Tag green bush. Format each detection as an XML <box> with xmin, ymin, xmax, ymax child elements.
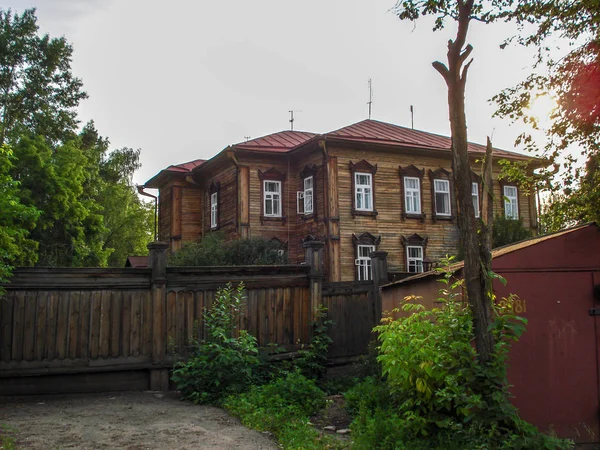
<box><xmin>225</xmin><ymin>372</ymin><xmax>347</xmax><ymax>450</ymax></box>
<box><xmin>348</xmin><ymin>265</ymin><xmax>573</xmax><ymax>450</ymax></box>
<box><xmin>493</xmin><ymin>215</ymin><xmax>533</xmax><ymax>248</ymax></box>
<box><xmin>168</xmin><ymin>232</ymin><xmax>288</xmax><ymax>266</ymax></box>
<box><xmin>171</xmin><ymin>283</ymin><xmax>261</xmax><ymax>405</ymax></box>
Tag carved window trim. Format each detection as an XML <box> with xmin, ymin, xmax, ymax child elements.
<box><xmin>399</xmin><ymin>165</ymin><xmax>425</xmax><ymax>221</ymax></box>
<box><xmin>300</xmin><ymin>164</ymin><xmax>317</xmax><ymax>219</ymax></box>
<box><xmin>208</xmin><ymin>181</ymin><xmax>220</xmax><ymax>230</ymax></box>
<box><xmin>401</xmin><ymin>234</ymin><xmax>429</xmax><ymax>273</ymax></box>
<box><xmin>258</xmin><ymin>168</ymin><xmax>286</xmax><ymax>224</ymax></box>
<box><xmin>350</xmin><ymin>160</ymin><xmax>378</xmax><ymax>218</ymax></box>
<box><xmin>429</xmin><ymin>168</ymin><xmax>454</xmax><ymax>221</ymax></box>
<box><xmin>352</xmin><ymin>232</ymin><xmax>381</xmax><ymax>281</ymax></box>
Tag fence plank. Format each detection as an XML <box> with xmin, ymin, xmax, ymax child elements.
<box><xmin>22</xmin><ymin>291</ymin><xmax>37</xmax><ymax>362</ymax></box>
<box><xmin>1</xmin><ymin>295</ymin><xmax>15</xmax><ymax>362</ymax></box>
<box><xmin>67</xmin><ymin>292</ymin><xmax>81</xmax><ymax>359</ymax></box>
<box><xmin>121</xmin><ymin>292</ymin><xmax>132</xmax><ymax>358</ymax></box>
<box><xmin>141</xmin><ymin>292</ymin><xmax>152</xmax><ymax>356</ymax></box>
<box><xmin>99</xmin><ymin>290</ymin><xmax>111</xmax><ymax>359</ymax></box>
<box><xmin>11</xmin><ymin>291</ymin><xmax>25</xmax><ymax>362</ymax></box>
<box><xmin>130</xmin><ymin>292</ymin><xmax>141</xmax><ymax>357</ymax></box>
<box><xmin>78</xmin><ymin>292</ymin><xmax>90</xmax><ymax>360</ymax></box>
<box><xmin>89</xmin><ymin>291</ymin><xmax>102</xmax><ymax>360</ymax></box>
<box><xmin>110</xmin><ymin>292</ymin><xmax>122</xmax><ymax>358</ymax></box>
<box><xmin>34</xmin><ymin>292</ymin><xmax>47</xmax><ymax>361</ymax></box>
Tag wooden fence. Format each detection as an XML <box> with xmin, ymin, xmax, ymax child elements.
<box><xmin>0</xmin><ymin>241</ymin><xmax>388</xmax><ymax>394</ymax></box>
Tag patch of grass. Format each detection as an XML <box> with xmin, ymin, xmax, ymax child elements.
<box><xmin>0</xmin><ymin>424</ymin><xmax>18</xmax><ymax>450</ymax></box>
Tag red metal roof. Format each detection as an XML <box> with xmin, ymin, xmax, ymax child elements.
<box><xmin>164</xmin><ymin>158</ymin><xmax>206</xmax><ymax>173</ymax></box>
<box><xmin>234</xmin><ymin>130</ymin><xmax>317</xmax><ymax>153</ymax></box>
<box><xmin>325</xmin><ymin>119</ymin><xmax>527</xmax><ymax>159</ymax></box>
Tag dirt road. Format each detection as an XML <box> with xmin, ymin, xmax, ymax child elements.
<box><xmin>0</xmin><ymin>391</ymin><xmax>278</xmax><ymax>449</ymax></box>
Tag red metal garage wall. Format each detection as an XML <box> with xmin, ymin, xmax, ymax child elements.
<box><xmin>492</xmin><ymin>225</ymin><xmax>600</xmax><ymax>444</ymax></box>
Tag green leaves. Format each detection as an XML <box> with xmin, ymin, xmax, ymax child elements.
<box><xmin>172</xmin><ymin>283</ymin><xmax>262</xmax><ymax>405</ymax></box>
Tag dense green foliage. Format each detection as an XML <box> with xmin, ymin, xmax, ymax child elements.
<box><xmin>346</xmin><ymin>269</ymin><xmax>572</xmax><ymax>449</ymax></box>
<box><xmin>168</xmin><ymin>233</ymin><xmax>288</xmax><ymax>266</ymax></box>
<box><xmin>0</xmin><ymin>145</ymin><xmax>39</xmax><ymax>289</ymax></box>
<box><xmin>0</xmin><ymin>8</ymin><xmax>86</xmax><ymax>146</ymax></box>
<box><xmin>0</xmin><ymin>8</ymin><xmax>152</xmax><ymax>269</ymax></box>
<box><xmin>172</xmin><ymin>283</ymin><xmax>262</xmax><ymax>404</ymax></box>
<box><xmin>224</xmin><ymin>372</ymin><xmax>347</xmax><ymax>450</ymax></box>
<box><xmin>492</xmin><ymin>215</ymin><xmax>533</xmax><ymax>248</ymax></box>
<box><xmin>539</xmin><ymin>152</ymin><xmax>600</xmax><ymax>232</ymax></box>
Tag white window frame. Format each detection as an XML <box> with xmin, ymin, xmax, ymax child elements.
<box><xmin>433</xmin><ymin>179</ymin><xmax>451</xmax><ymax>216</ymax></box>
<box><xmin>303</xmin><ymin>176</ymin><xmax>313</xmax><ymax>215</ymax></box>
<box><xmin>355</xmin><ymin>244</ymin><xmax>375</xmax><ymax>281</ymax></box>
<box><xmin>404</xmin><ymin>176</ymin><xmax>421</xmax><ymax>214</ymax></box>
<box><xmin>472</xmin><ymin>183</ymin><xmax>480</xmax><ymax>218</ymax></box>
<box><xmin>263</xmin><ymin>180</ymin><xmax>282</xmax><ymax>217</ymax></box>
<box><xmin>504</xmin><ymin>185</ymin><xmax>519</xmax><ymax>220</ymax></box>
<box><xmin>210</xmin><ymin>191</ymin><xmax>218</xmax><ymax>229</ymax></box>
<box><xmin>354</xmin><ymin>172</ymin><xmax>373</xmax><ymax>211</ymax></box>
<box><xmin>407</xmin><ymin>246</ymin><xmax>424</xmax><ymax>273</ymax></box>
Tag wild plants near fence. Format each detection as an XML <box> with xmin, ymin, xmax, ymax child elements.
<box><xmin>172</xmin><ymin>283</ymin><xmax>262</xmax><ymax>405</ymax></box>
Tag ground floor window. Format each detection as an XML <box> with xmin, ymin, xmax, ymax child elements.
<box><xmin>356</xmin><ymin>244</ymin><xmax>375</xmax><ymax>281</ymax></box>
<box><xmin>407</xmin><ymin>245</ymin><xmax>424</xmax><ymax>273</ymax></box>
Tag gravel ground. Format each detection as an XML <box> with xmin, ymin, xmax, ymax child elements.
<box><xmin>0</xmin><ymin>391</ymin><xmax>278</xmax><ymax>450</ymax></box>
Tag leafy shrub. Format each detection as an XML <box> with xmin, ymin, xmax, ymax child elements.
<box><xmin>349</xmin><ymin>265</ymin><xmax>573</xmax><ymax>449</ymax></box>
<box><xmin>168</xmin><ymin>232</ymin><xmax>287</xmax><ymax>266</ymax></box>
<box><xmin>288</xmin><ymin>305</ymin><xmax>333</xmax><ymax>381</ymax></box>
<box><xmin>225</xmin><ymin>372</ymin><xmax>347</xmax><ymax>450</ymax></box>
<box><xmin>171</xmin><ymin>283</ymin><xmax>261</xmax><ymax>405</ymax></box>
<box><xmin>493</xmin><ymin>215</ymin><xmax>533</xmax><ymax>248</ymax></box>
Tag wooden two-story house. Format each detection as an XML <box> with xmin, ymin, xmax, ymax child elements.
<box><xmin>143</xmin><ymin>119</ymin><xmax>538</xmax><ymax>282</ymax></box>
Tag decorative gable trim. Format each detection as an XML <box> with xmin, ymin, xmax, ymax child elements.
<box><xmin>352</xmin><ymin>232</ymin><xmax>381</xmax><ymax>246</ymax></box>
<box><xmin>300</xmin><ymin>164</ymin><xmax>317</xmax><ymax>179</ymax></box>
<box><xmin>349</xmin><ymin>159</ymin><xmax>378</xmax><ymax>175</ymax></box>
<box><xmin>258</xmin><ymin>167</ymin><xmax>287</xmax><ymax>181</ymax></box>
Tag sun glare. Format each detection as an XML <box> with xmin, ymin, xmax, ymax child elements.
<box><xmin>525</xmin><ymin>93</ymin><xmax>557</xmax><ymax>129</ymax></box>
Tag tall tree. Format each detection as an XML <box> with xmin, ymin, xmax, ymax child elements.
<box><xmin>0</xmin><ymin>8</ymin><xmax>86</xmax><ymax>146</ymax></box>
<box><xmin>0</xmin><ymin>144</ymin><xmax>39</xmax><ymax>290</ymax></box>
<box><xmin>394</xmin><ymin>0</ymin><xmax>496</xmax><ymax>364</ymax></box>
<box><xmin>492</xmin><ymin>1</ymin><xmax>600</xmax><ymax>226</ymax></box>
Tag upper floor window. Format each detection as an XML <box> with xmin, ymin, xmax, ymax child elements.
<box><xmin>404</xmin><ymin>177</ymin><xmax>421</xmax><ymax>214</ymax></box>
<box><xmin>355</xmin><ymin>173</ymin><xmax>373</xmax><ymax>211</ymax></box>
<box><xmin>407</xmin><ymin>246</ymin><xmax>424</xmax><ymax>273</ymax></box>
<box><xmin>303</xmin><ymin>176</ymin><xmax>313</xmax><ymax>214</ymax></box>
<box><xmin>503</xmin><ymin>185</ymin><xmax>519</xmax><ymax>219</ymax></box>
<box><xmin>433</xmin><ymin>179</ymin><xmax>451</xmax><ymax>216</ymax></box>
<box><xmin>264</xmin><ymin>180</ymin><xmax>282</xmax><ymax>217</ymax></box>
<box><xmin>472</xmin><ymin>182</ymin><xmax>480</xmax><ymax>218</ymax></box>
<box><xmin>399</xmin><ymin>165</ymin><xmax>425</xmax><ymax>220</ymax></box>
<box><xmin>210</xmin><ymin>192</ymin><xmax>218</xmax><ymax>229</ymax></box>
<box><xmin>350</xmin><ymin>160</ymin><xmax>378</xmax><ymax>217</ymax></box>
<box><xmin>258</xmin><ymin>167</ymin><xmax>286</xmax><ymax>223</ymax></box>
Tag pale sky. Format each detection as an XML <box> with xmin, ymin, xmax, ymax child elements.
<box><xmin>8</xmin><ymin>0</ymin><xmax>543</xmax><ymax>186</ymax></box>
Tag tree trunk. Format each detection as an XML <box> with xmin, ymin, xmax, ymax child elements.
<box><xmin>433</xmin><ymin>0</ymin><xmax>495</xmax><ymax>365</ymax></box>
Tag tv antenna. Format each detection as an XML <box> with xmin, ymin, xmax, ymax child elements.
<box><xmin>367</xmin><ymin>78</ymin><xmax>373</xmax><ymax>119</ymax></box>
<box><xmin>289</xmin><ymin>110</ymin><xmax>302</xmax><ymax>131</ymax></box>
<box><xmin>244</xmin><ymin>136</ymin><xmax>251</xmax><ymax>142</ymax></box>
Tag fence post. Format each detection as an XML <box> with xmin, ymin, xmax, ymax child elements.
<box><xmin>303</xmin><ymin>240</ymin><xmax>325</xmax><ymax>323</ymax></box>
<box><xmin>370</xmin><ymin>251</ymin><xmax>388</xmax><ymax>323</ymax></box>
<box><xmin>147</xmin><ymin>241</ymin><xmax>169</xmax><ymax>391</ymax></box>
